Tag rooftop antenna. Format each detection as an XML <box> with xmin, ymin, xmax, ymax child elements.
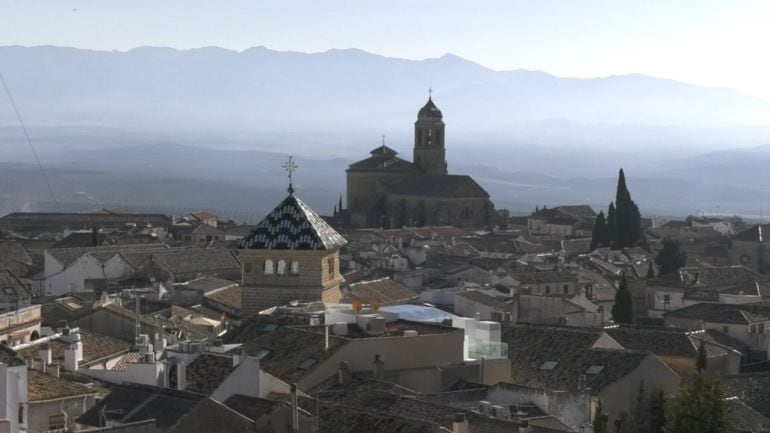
<box><xmin>283</xmin><ymin>156</ymin><xmax>298</xmax><ymax>195</ymax></box>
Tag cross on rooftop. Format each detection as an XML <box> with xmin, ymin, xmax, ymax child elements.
<box><xmin>283</xmin><ymin>156</ymin><xmax>298</xmax><ymax>195</ymax></box>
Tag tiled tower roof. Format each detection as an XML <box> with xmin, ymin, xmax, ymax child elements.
<box><xmin>240</xmin><ymin>194</ymin><xmax>347</xmax><ymax>251</ymax></box>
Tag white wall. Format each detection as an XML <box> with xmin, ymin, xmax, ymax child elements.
<box><xmin>0</xmin><ymin>364</ymin><xmax>28</xmax><ymax>432</ymax></box>
<box><xmin>44</xmin><ymin>253</ymin><xmax>135</xmax><ymax>295</ymax></box>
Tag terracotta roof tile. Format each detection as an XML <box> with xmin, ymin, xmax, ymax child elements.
<box><xmin>27</xmin><ymin>369</ymin><xmax>96</xmax><ymax>401</ymax></box>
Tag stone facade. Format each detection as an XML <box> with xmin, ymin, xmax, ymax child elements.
<box><xmin>346</xmin><ymin>97</ymin><xmax>494</xmax><ymax>229</ymax></box>
<box><xmin>240</xmin><ymin>249</ymin><xmax>342</xmax><ymax>316</ymax></box>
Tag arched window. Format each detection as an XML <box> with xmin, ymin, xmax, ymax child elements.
<box><xmin>327</xmin><ymin>257</ymin><xmax>334</xmax><ymax>276</ymax></box>
<box><xmin>290</xmin><ymin>261</ymin><xmax>300</xmax><ymax>275</ymax></box>
<box><xmin>31</xmin><ymin>330</ymin><xmax>40</xmax><ymax>341</ymax></box>
<box><xmin>277</xmin><ymin>260</ymin><xmax>287</xmax><ymax>275</ymax></box>
<box><xmin>264</xmin><ymin>260</ymin><xmax>274</xmax><ymax>275</ymax></box>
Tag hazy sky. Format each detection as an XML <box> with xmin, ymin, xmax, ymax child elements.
<box><xmin>4</xmin><ymin>0</ymin><xmax>770</xmax><ymax>100</ymax></box>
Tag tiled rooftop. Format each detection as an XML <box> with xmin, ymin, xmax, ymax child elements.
<box><xmin>27</xmin><ymin>369</ymin><xmax>96</xmax><ymax>401</ymax></box>
<box><xmin>344</xmin><ymin>278</ymin><xmax>418</xmax><ymax>304</ymax></box>
<box><xmin>205</xmin><ymin>285</ymin><xmax>242</xmax><ymax>310</ymax></box>
<box><xmin>185</xmin><ymin>353</ymin><xmax>234</xmax><ymax>395</ymax></box>
<box><xmin>16</xmin><ymin>330</ymin><xmax>130</xmax><ymax>366</ymax></box>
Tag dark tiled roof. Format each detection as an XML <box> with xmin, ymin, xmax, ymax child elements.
<box><xmin>27</xmin><ymin>369</ymin><xmax>96</xmax><ymax>401</ymax></box>
<box><xmin>733</xmin><ymin>224</ymin><xmax>770</xmax><ymax>242</ymax></box>
<box><xmin>50</xmin><ymin>232</ymin><xmax>107</xmax><ymax>249</ymax></box>
<box><xmin>178</xmin><ymin>276</ymin><xmax>237</xmax><ymax>293</ymax></box>
<box><xmin>344</xmin><ymin>278</ymin><xmax>417</xmax><ymax>304</ymax></box>
<box><xmin>205</xmin><ymin>285</ymin><xmax>242</xmax><ymax>310</ymax></box>
<box><xmin>317</xmin><ymin>400</ymin><xmax>442</xmax><ymax>433</ymax></box>
<box><xmin>223</xmin><ymin>394</ymin><xmax>281</xmax><ymax>422</ymax></box>
<box><xmin>604</xmin><ymin>327</ymin><xmax>697</xmax><ymax>358</ymax></box>
<box><xmin>16</xmin><ymin>330</ymin><xmax>130</xmax><ymax>365</ymax></box>
<box><xmin>723</xmin><ymin>373</ymin><xmax>770</xmax><ymax>419</ymax></box>
<box><xmin>223</xmin><ymin>314</ymin><xmax>310</xmax><ymax>344</ymax></box>
<box><xmin>726</xmin><ymin>397</ymin><xmax>770</xmax><ymax>433</ymax></box>
<box><xmin>0</xmin><ymin>345</ymin><xmax>26</xmax><ymax>366</ymax></box>
<box><xmin>388</xmin><ymin>175</ymin><xmax>489</xmax><ymax>198</ymax></box>
<box><xmin>0</xmin><ymin>269</ymin><xmax>32</xmax><ymax>302</ymax></box>
<box><xmin>240</xmin><ymin>194</ymin><xmax>347</xmax><ymax>251</ymax></box>
<box><xmin>149</xmin><ymin>248</ymin><xmax>241</xmax><ymax>275</ymax></box>
<box><xmin>700</xmin><ymin>328</ymin><xmax>751</xmax><ymax>352</ymax></box>
<box><xmin>242</xmin><ymin>327</ymin><xmax>348</xmax><ymax>384</ymax></box>
<box><xmin>0</xmin><ymin>240</ymin><xmax>32</xmax><ymax>276</ymax></box>
<box><xmin>455</xmin><ymin>290</ymin><xmax>516</xmax><ymax>311</ymax></box>
<box><xmin>348</xmin><ymin>153</ymin><xmax>416</xmax><ymax>172</ymax></box>
<box><xmin>293</xmin><ymin>320</ymin><xmax>459</xmax><ymax>340</ymax></box>
<box><xmin>77</xmin><ymin>383</ymin><xmax>205</xmax><ymax>429</ymax></box>
<box><xmin>663</xmin><ymin>302</ymin><xmax>770</xmax><ymax>324</ymax></box>
<box><xmin>169</xmin><ymin>398</ymin><xmax>254</xmax><ymax>433</ymax></box>
<box><xmin>185</xmin><ymin>354</ymin><xmax>234</xmax><ymax>395</ymax></box>
<box><xmin>512</xmin><ymin>271</ymin><xmax>578</xmax><ymax>284</ymax></box>
<box><xmin>554</xmin><ymin>205</ymin><xmax>597</xmax><ymax>219</ymax></box>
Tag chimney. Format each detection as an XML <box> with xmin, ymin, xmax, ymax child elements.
<box><xmin>518</xmin><ymin>419</ymin><xmax>533</xmax><ymax>433</ymax></box>
<box><xmin>478</xmin><ymin>357</ymin><xmax>486</xmax><ymax>384</ymax></box>
<box><xmin>176</xmin><ymin>361</ymin><xmax>187</xmax><ymax>391</ymax></box>
<box><xmin>232</xmin><ymin>348</ymin><xmax>244</xmax><ymax>368</ymax></box>
<box><xmin>64</xmin><ymin>344</ymin><xmax>79</xmax><ymax>371</ymax></box>
<box><xmin>373</xmin><ymin>354</ymin><xmax>384</xmax><ymax>380</ymax></box>
<box><xmin>290</xmin><ymin>383</ymin><xmax>299</xmax><ymax>433</ymax></box>
<box><xmin>452</xmin><ymin>413</ymin><xmax>469</xmax><ymax>433</ymax></box>
<box><xmin>39</xmin><ymin>343</ymin><xmax>52</xmax><ymax>365</ymax></box>
<box><xmin>337</xmin><ymin>361</ymin><xmax>352</xmax><ymax>385</ymax></box>
<box><xmin>47</xmin><ymin>363</ymin><xmax>60</xmax><ymax>378</ymax></box>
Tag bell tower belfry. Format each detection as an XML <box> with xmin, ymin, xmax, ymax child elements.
<box><xmin>413</xmin><ymin>90</ymin><xmax>447</xmax><ymax>175</ymax></box>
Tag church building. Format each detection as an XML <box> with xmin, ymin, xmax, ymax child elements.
<box><xmin>239</xmin><ymin>176</ymin><xmax>348</xmax><ymax>317</ymax></box>
<box><xmin>346</xmin><ymin>96</ymin><xmax>494</xmax><ymax>229</ymax></box>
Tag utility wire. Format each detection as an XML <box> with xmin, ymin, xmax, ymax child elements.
<box><xmin>0</xmin><ymin>70</ymin><xmax>61</xmax><ymax>210</ymax></box>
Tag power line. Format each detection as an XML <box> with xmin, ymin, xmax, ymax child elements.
<box><xmin>0</xmin><ymin>70</ymin><xmax>61</xmax><ymax>211</ymax></box>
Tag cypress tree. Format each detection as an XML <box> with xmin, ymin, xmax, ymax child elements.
<box><xmin>590</xmin><ymin>211</ymin><xmax>608</xmax><ymax>250</ymax></box>
<box><xmin>656</xmin><ymin>237</ymin><xmax>687</xmax><ymax>275</ymax></box>
<box><xmin>615</xmin><ymin>169</ymin><xmax>630</xmax><ymax>248</ymax></box>
<box><xmin>646</xmin><ymin>262</ymin><xmax>655</xmax><ymax>279</ymax></box>
<box><xmin>611</xmin><ymin>274</ymin><xmax>634</xmax><ymax>324</ymax></box>
<box><xmin>606</xmin><ymin>202</ymin><xmax>617</xmax><ymax>249</ymax></box>
<box><xmin>697</xmin><ymin>340</ymin><xmax>708</xmax><ymax>373</ymax></box>
<box><xmin>338</xmin><ymin>195</ymin><xmax>344</xmax><ymax>212</ymax></box>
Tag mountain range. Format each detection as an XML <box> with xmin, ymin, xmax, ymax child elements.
<box><xmin>1</xmin><ymin>45</ymin><xmax>770</xmax><ymax>218</ymax></box>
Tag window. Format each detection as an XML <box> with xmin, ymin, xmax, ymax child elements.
<box><xmin>255</xmin><ymin>349</ymin><xmax>271</xmax><ymax>360</ymax></box>
<box><xmin>264</xmin><ymin>260</ymin><xmax>274</xmax><ymax>275</ymax></box>
<box><xmin>586</xmin><ymin>365</ymin><xmax>605</xmax><ymax>375</ymax></box>
<box><xmin>723</xmin><ymin>325</ymin><xmax>729</xmax><ymax>333</ymax></box>
<box><xmin>663</xmin><ymin>294</ymin><xmax>670</xmax><ymax>304</ymax></box>
<box><xmin>539</xmin><ymin>361</ymin><xmax>558</xmax><ymax>370</ymax></box>
<box><xmin>49</xmin><ymin>413</ymin><xmax>64</xmax><ymax>430</ymax></box>
<box><xmin>328</xmin><ymin>257</ymin><xmax>334</xmax><ymax>276</ymax></box>
<box><xmin>277</xmin><ymin>260</ymin><xmax>287</xmax><ymax>275</ymax></box>
<box><xmin>545</xmin><ymin>285</ymin><xmax>551</xmax><ymax>294</ymax></box>
<box><xmin>563</xmin><ymin>284</ymin><xmax>569</xmax><ymax>294</ymax></box>
<box><xmin>2</xmin><ymin>287</ymin><xmax>15</xmax><ymax>295</ymax></box>
<box><xmin>290</xmin><ymin>261</ymin><xmax>300</xmax><ymax>275</ymax></box>
<box><xmin>298</xmin><ymin>358</ymin><xmax>317</xmax><ymax>370</ymax></box>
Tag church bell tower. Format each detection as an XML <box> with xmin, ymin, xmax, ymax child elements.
<box><xmin>413</xmin><ymin>93</ymin><xmax>447</xmax><ymax>175</ymax></box>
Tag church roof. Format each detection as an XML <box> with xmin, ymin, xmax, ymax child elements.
<box><xmin>418</xmin><ymin>97</ymin><xmax>443</xmax><ymax>119</ymax></box>
<box><xmin>389</xmin><ymin>174</ymin><xmax>489</xmax><ymax>198</ymax></box>
<box><xmin>370</xmin><ymin>145</ymin><xmax>398</xmax><ymax>157</ymax></box>
<box><xmin>348</xmin><ymin>153</ymin><xmax>415</xmax><ymax>172</ymax></box>
<box><xmin>240</xmin><ymin>194</ymin><xmax>347</xmax><ymax>251</ymax></box>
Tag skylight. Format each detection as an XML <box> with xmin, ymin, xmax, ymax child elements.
<box><xmin>298</xmin><ymin>358</ymin><xmax>317</xmax><ymax>370</ymax></box>
<box><xmin>255</xmin><ymin>349</ymin><xmax>270</xmax><ymax>360</ymax></box>
<box><xmin>262</xmin><ymin>324</ymin><xmax>278</xmax><ymax>332</ymax></box>
<box><xmin>586</xmin><ymin>365</ymin><xmax>605</xmax><ymax>375</ymax></box>
<box><xmin>539</xmin><ymin>361</ymin><xmax>558</xmax><ymax>370</ymax></box>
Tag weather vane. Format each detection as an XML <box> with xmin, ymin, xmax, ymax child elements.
<box><xmin>283</xmin><ymin>156</ymin><xmax>298</xmax><ymax>194</ymax></box>
<box><xmin>428</xmin><ymin>85</ymin><xmax>432</xmax><ymax>99</ymax></box>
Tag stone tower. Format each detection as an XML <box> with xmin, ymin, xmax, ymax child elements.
<box><xmin>239</xmin><ymin>192</ymin><xmax>348</xmax><ymax>318</ymax></box>
<box><xmin>413</xmin><ymin>96</ymin><xmax>447</xmax><ymax>175</ymax></box>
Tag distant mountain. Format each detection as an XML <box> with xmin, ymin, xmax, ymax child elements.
<box><xmin>1</xmin><ymin>46</ymin><xmax>769</xmax><ymax>154</ymax></box>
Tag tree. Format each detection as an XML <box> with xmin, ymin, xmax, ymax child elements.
<box><xmin>626</xmin><ymin>382</ymin><xmax>668</xmax><ymax>433</ymax></box>
<box><xmin>606</xmin><ymin>202</ymin><xmax>617</xmax><ymax>249</ymax></box>
<box><xmin>612</xmin><ymin>274</ymin><xmax>634</xmax><ymax>324</ymax></box>
<box><xmin>669</xmin><ymin>374</ymin><xmax>733</xmax><ymax>433</ymax></box>
<box><xmin>593</xmin><ymin>399</ymin><xmax>608</xmax><ymax>433</ymax></box>
<box><xmin>697</xmin><ymin>340</ymin><xmax>708</xmax><ymax>373</ymax></box>
<box><xmin>613</xmin><ymin>168</ymin><xmax>643</xmax><ymax>248</ymax></box>
<box><xmin>656</xmin><ymin>237</ymin><xmax>687</xmax><ymax>275</ymax></box>
<box><xmin>648</xmin><ymin>389</ymin><xmax>667</xmax><ymax>433</ymax></box>
<box><xmin>646</xmin><ymin>262</ymin><xmax>655</xmax><ymax>279</ymax></box>
<box><xmin>591</xmin><ymin>211</ymin><xmax>608</xmax><ymax>250</ymax></box>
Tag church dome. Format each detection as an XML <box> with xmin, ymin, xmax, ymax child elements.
<box><xmin>417</xmin><ymin>97</ymin><xmax>443</xmax><ymax>119</ymax></box>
